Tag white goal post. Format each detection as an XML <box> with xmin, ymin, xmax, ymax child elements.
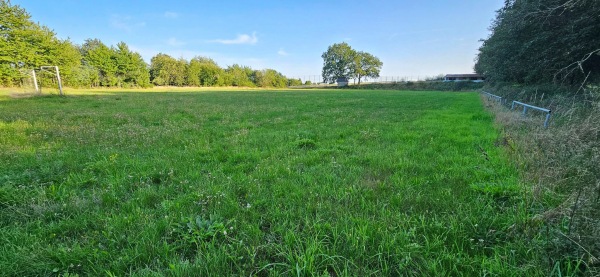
<box><xmin>39</xmin><ymin>66</ymin><xmax>64</xmax><ymax>96</ymax></box>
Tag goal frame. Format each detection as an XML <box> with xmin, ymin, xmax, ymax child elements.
<box><xmin>39</xmin><ymin>66</ymin><xmax>64</xmax><ymax>96</ymax></box>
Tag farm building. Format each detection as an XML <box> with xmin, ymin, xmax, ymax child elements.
<box><xmin>444</xmin><ymin>74</ymin><xmax>485</xmax><ymax>82</ymax></box>
<box><xmin>336</xmin><ymin>77</ymin><xmax>349</xmax><ymax>87</ymax></box>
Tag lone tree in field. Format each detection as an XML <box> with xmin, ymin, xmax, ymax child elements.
<box><xmin>321</xmin><ymin>42</ymin><xmax>382</xmax><ymax>85</ymax></box>
<box><xmin>321</xmin><ymin>42</ymin><xmax>356</xmax><ymax>84</ymax></box>
<box><xmin>353</xmin><ymin>51</ymin><xmax>383</xmax><ymax>85</ymax></box>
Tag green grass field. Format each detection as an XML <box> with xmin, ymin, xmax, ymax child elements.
<box><xmin>0</xmin><ymin>89</ymin><xmax>541</xmax><ymax>276</ymax></box>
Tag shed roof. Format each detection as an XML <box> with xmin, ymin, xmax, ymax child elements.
<box><xmin>444</xmin><ymin>74</ymin><xmax>484</xmax><ymax>78</ymax></box>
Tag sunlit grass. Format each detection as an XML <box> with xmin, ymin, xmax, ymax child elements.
<box><xmin>0</xmin><ymin>89</ymin><xmax>541</xmax><ymax>275</ymax></box>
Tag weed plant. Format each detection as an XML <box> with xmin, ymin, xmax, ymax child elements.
<box><xmin>1</xmin><ymin>89</ymin><xmax>540</xmax><ymax>276</ymax></box>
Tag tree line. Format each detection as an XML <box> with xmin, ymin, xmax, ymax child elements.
<box><xmin>149</xmin><ymin>54</ymin><xmax>298</xmax><ymax>88</ymax></box>
<box><xmin>475</xmin><ymin>0</ymin><xmax>600</xmax><ymax>86</ymax></box>
<box><xmin>0</xmin><ymin>1</ymin><xmax>300</xmax><ymax>88</ymax></box>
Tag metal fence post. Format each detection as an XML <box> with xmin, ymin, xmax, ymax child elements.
<box><xmin>544</xmin><ymin>112</ymin><xmax>552</xmax><ymax>128</ymax></box>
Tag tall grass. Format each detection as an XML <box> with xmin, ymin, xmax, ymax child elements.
<box><xmin>1</xmin><ymin>89</ymin><xmax>542</xmax><ymax>275</ymax></box>
<box><xmin>482</xmin><ymin>85</ymin><xmax>600</xmax><ymax>276</ymax></box>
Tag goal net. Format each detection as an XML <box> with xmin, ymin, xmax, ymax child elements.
<box><xmin>15</xmin><ymin>66</ymin><xmax>64</xmax><ymax>96</ymax></box>
<box><xmin>16</xmin><ymin>68</ymin><xmax>39</xmax><ymax>95</ymax></box>
<box><xmin>38</xmin><ymin>66</ymin><xmax>64</xmax><ymax>95</ymax></box>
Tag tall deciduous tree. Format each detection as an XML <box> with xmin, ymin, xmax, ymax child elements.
<box><xmin>475</xmin><ymin>0</ymin><xmax>600</xmax><ymax>86</ymax></box>
<box><xmin>253</xmin><ymin>69</ymin><xmax>288</xmax><ymax>88</ymax></box>
<box><xmin>353</xmin><ymin>51</ymin><xmax>383</xmax><ymax>85</ymax></box>
<box><xmin>197</xmin><ymin>58</ymin><xmax>225</xmax><ymax>86</ymax></box>
<box><xmin>186</xmin><ymin>57</ymin><xmax>225</xmax><ymax>86</ymax></box>
<box><xmin>322</xmin><ymin>42</ymin><xmax>383</xmax><ymax>85</ymax></box>
<box><xmin>80</xmin><ymin>39</ymin><xmax>149</xmax><ymax>88</ymax></box>
<box><xmin>149</xmin><ymin>53</ymin><xmax>186</xmax><ymax>86</ymax></box>
<box><xmin>226</xmin><ymin>64</ymin><xmax>255</xmax><ymax>87</ymax></box>
<box><xmin>321</xmin><ymin>42</ymin><xmax>356</xmax><ymax>83</ymax></box>
<box><xmin>113</xmin><ymin>42</ymin><xmax>151</xmax><ymax>88</ymax></box>
<box><xmin>0</xmin><ymin>1</ymin><xmax>62</xmax><ymax>85</ymax></box>
<box><xmin>81</xmin><ymin>39</ymin><xmax>117</xmax><ymax>86</ymax></box>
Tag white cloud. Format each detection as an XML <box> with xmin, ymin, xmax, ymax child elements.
<box><xmin>211</xmin><ymin>32</ymin><xmax>258</xmax><ymax>45</ymax></box>
<box><xmin>167</xmin><ymin>37</ymin><xmax>185</xmax><ymax>47</ymax></box>
<box><xmin>277</xmin><ymin>48</ymin><xmax>289</xmax><ymax>56</ymax></box>
<box><xmin>164</xmin><ymin>11</ymin><xmax>178</xmax><ymax>19</ymax></box>
<box><xmin>110</xmin><ymin>14</ymin><xmax>145</xmax><ymax>32</ymax></box>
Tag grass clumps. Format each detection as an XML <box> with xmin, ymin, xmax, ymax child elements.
<box><xmin>0</xmin><ymin>89</ymin><xmax>544</xmax><ymax>275</ymax></box>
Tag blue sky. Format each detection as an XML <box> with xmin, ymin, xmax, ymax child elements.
<box><xmin>14</xmin><ymin>0</ymin><xmax>504</xmax><ymax>79</ymax></box>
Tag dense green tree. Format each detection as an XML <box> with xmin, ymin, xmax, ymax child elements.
<box><xmin>353</xmin><ymin>51</ymin><xmax>383</xmax><ymax>85</ymax></box>
<box><xmin>288</xmin><ymin>78</ymin><xmax>303</xmax><ymax>86</ymax></box>
<box><xmin>253</xmin><ymin>69</ymin><xmax>288</xmax><ymax>88</ymax></box>
<box><xmin>149</xmin><ymin>53</ymin><xmax>186</xmax><ymax>86</ymax></box>
<box><xmin>194</xmin><ymin>57</ymin><xmax>225</xmax><ymax>86</ymax></box>
<box><xmin>69</xmin><ymin>64</ymin><xmax>100</xmax><ymax>87</ymax></box>
<box><xmin>81</xmin><ymin>39</ymin><xmax>117</xmax><ymax>86</ymax></box>
<box><xmin>0</xmin><ymin>1</ymin><xmax>61</xmax><ymax>85</ymax></box>
<box><xmin>186</xmin><ymin>58</ymin><xmax>203</xmax><ymax>86</ymax></box>
<box><xmin>475</xmin><ymin>0</ymin><xmax>600</xmax><ymax>86</ymax></box>
<box><xmin>79</xmin><ymin>39</ymin><xmax>150</xmax><ymax>88</ymax></box>
<box><xmin>79</xmin><ymin>39</ymin><xmax>149</xmax><ymax>88</ymax></box>
<box><xmin>187</xmin><ymin>56</ymin><xmax>222</xmax><ymax>86</ymax></box>
<box><xmin>225</xmin><ymin>64</ymin><xmax>254</xmax><ymax>87</ymax></box>
<box><xmin>321</xmin><ymin>42</ymin><xmax>356</xmax><ymax>83</ymax></box>
<box><xmin>322</xmin><ymin>42</ymin><xmax>383</xmax><ymax>85</ymax></box>
<box><xmin>113</xmin><ymin>42</ymin><xmax>151</xmax><ymax>88</ymax></box>
<box><xmin>51</xmin><ymin>40</ymin><xmax>83</xmax><ymax>86</ymax></box>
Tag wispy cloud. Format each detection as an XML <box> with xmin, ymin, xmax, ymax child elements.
<box><xmin>164</xmin><ymin>11</ymin><xmax>178</xmax><ymax>19</ymax></box>
<box><xmin>110</xmin><ymin>14</ymin><xmax>145</xmax><ymax>32</ymax></box>
<box><xmin>211</xmin><ymin>32</ymin><xmax>258</xmax><ymax>45</ymax></box>
<box><xmin>167</xmin><ymin>37</ymin><xmax>185</xmax><ymax>47</ymax></box>
<box><xmin>277</xmin><ymin>48</ymin><xmax>289</xmax><ymax>56</ymax></box>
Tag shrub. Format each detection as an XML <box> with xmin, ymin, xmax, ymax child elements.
<box><xmin>346</xmin><ymin>81</ymin><xmax>485</xmax><ymax>91</ymax></box>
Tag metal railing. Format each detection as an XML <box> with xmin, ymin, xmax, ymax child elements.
<box><xmin>481</xmin><ymin>92</ymin><xmax>552</xmax><ymax>128</ymax></box>
<box><xmin>511</xmin><ymin>100</ymin><xmax>552</xmax><ymax>128</ymax></box>
<box><xmin>483</xmin><ymin>91</ymin><xmax>503</xmax><ymax>103</ymax></box>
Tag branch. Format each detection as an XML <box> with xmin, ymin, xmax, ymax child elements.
<box><xmin>527</xmin><ymin>0</ymin><xmax>583</xmax><ymax>18</ymax></box>
<box><xmin>553</xmin><ymin>48</ymin><xmax>600</xmax><ymax>85</ymax></box>
<box><xmin>525</xmin><ymin>0</ymin><xmax>585</xmax><ymax>26</ymax></box>
<box><xmin>558</xmin><ymin>231</ymin><xmax>599</xmax><ymax>265</ymax></box>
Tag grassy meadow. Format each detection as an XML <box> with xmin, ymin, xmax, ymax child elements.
<box><xmin>0</xmin><ymin>89</ymin><xmax>541</xmax><ymax>276</ymax></box>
